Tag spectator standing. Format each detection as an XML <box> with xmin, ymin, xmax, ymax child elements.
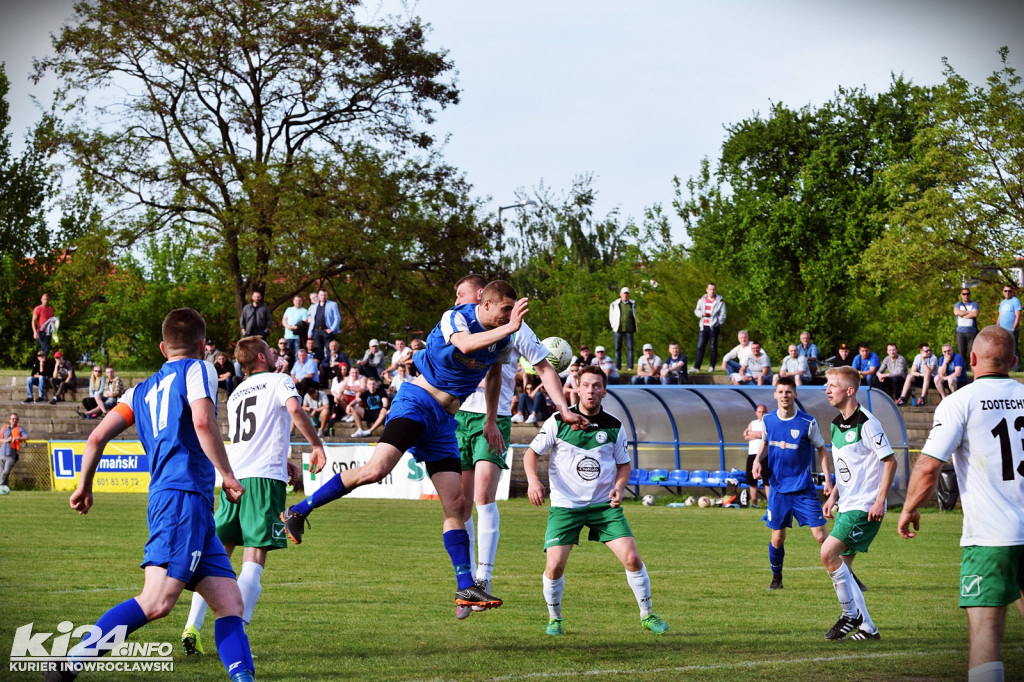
<box><xmin>31</xmin><ymin>293</ymin><xmax>56</xmax><ymax>355</ymax></box>
<box><xmin>660</xmin><ymin>342</ymin><xmax>688</xmax><ymax>385</ymax></box>
<box><xmin>357</xmin><ymin>339</ymin><xmax>386</xmax><ymax>381</ymax></box>
<box><xmin>732</xmin><ymin>342</ymin><xmax>771</xmax><ymax>386</ymax></box>
<box><xmin>692</xmin><ymin>283</ymin><xmax>725</xmax><ymax>373</ymax></box>
<box><xmin>290</xmin><ymin>348</ymin><xmax>320</xmax><ymax>397</ymax></box>
<box><xmin>593</xmin><ymin>346</ymin><xmax>620</xmax><ymax>384</ymax></box>
<box><xmin>876</xmin><ymin>344</ymin><xmax>907</xmax><ymax>400</ymax></box>
<box><xmin>50</xmin><ymin>351</ymin><xmax>76</xmax><ymax>403</ymax></box>
<box><xmin>999</xmin><ymin>285</ymin><xmax>1022</xmax><ymax>371</ymax></box>
<box><xmin>24</xmin><ymin>351</ymin><xmax>53</xmax><ymax>403</ymax></box>
<box><xmin>281</xmin><ymin>294</ymin><xmax>308</xmax><ymax>360</ymax></box>
<box><xmin>954</xmin><ymin>288</ymin><xmax>979</xmax><ymax>364</ymax></box>
<box><xmin>896</xmin><ymin>344</ymin><xmax>938</xmax><ymax>406</ymax></box>
<box><xmin>935</xmin><ymin>344</ymin><xmax>965</xmax><ymax>398</ymax></box>
<box><xmin>797</xmin><ymin>332</ymin><xmax>820</xmax><ymax>378</ymax></box>
<box><xmin>774</xmin><ymin>345</ymin><xmax>810</xmax><ymax>386</ymax></box>
<box><xmin>609</xmin><ymin>287</ymin><xmax>638</xmax><ymax>371</ymax></box>
<box><xmin>307</xmin><ymin>289</ymin><xmax>341</xmax><ymax>355</ymax></box>
<box><xmin>239</xmin><ymin>290</ymin><xmax>272</xmax><ymax>339</ymax></box>
<box><xmin>631</xmin><ymin>344</ymin><xmax>662</xmax><ymax>385</ymax></box>
<box><xmin>0</xmin><ymin>413</ymin><xmax>27</xmax><ymax>493</ymax></box>
<box><xmin>743</xmin><ymin>404</ymin><xmax>767</xmax><ymax>507</ymax></box>
<box><xmin>721</xmin><ymin>330</ymin><xmax>752</xmax><ymax>376</ymax></box>
<box><xmin>851</xmin><ymin>343</ymin><xmax>881</xmax><ymax>388</ymax></box>
<box><xmin>833</xmin><ymin>344</ymin><xmax>854</xmax><ymax>368</ymax></box>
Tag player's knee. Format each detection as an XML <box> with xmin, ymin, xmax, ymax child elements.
<box><xmin>622</xmin><ymin>552</ymin><xmax>642</xmax><ymax>572</ymax></box>
<box><xmin>138</xmin><ymin>595</ymin><xmax>176</xmax><ymax>620</ymax></box>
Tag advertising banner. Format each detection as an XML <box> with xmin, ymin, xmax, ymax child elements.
<box><xmin>49</xmin><ymin>441</ymin><xmax>150</xmax><ymax>493</ymax></box>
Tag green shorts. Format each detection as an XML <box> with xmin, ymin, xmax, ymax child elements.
<box><xmin>959</xmin><ymin>545</ymin><xmax>1024</xmax><ymax>608</ymax></box>
<box><xmin>829</xmin><ymin>509</ymin><xmax>882</xmax><ymax>555</ymax></box>
<box><xmin>456</xmin><ymin>411</ymin><xmax>511</xmax><ymax>471</ymax></box>
<box><xmin>544</xmin><ymin>503</ymin><xmax>633</xmax><ymax>549</ymax></box>
<box><xmin>214</xmin><ymin>477</ymin><xmax>288</xmax><ymax>550</ymax></box>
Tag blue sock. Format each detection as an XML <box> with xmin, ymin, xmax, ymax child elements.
<box><xmin>769</xmin><ymin>542</ymin><xmax>785</xmax><ymax>577</ymax></box>
<box><xmin>443</xmin><ymin>529</ymin><xmax>475</xmax><ymax>590</ymax></box>
<box><xmin>70</xmin><ymin>598</ymin><xmax>148</xmax><ymax>661</ymax></box>
<box><xmin>291</xmin><ymin>473</ymin><xmax>349</xmax><ymax>516</ymax></box>
<box><xmin>214</xmin><ymin>616</ymin><xmax>254</xmax><ymax>677</ymax></box>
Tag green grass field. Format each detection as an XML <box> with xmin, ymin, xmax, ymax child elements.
<box><xmin>1</xmin><ymin>491</ymin><xmax>1020</xmax><ymax>681</ymax></box>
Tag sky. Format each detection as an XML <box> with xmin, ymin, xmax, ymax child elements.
<box><xmin>2</xmin><ymin>0</ymin><xmax>1023</xmax><ymax>242</ymax></box>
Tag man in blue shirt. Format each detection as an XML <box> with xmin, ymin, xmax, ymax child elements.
<box><xmin>797</xmin><ymin>331</ymin><xmax>820</xmax><ymax>378</ymax></box>
<box><xmin>851</xmin><ymin>343</ymin><xmax>880</xmax><ymax>388</ymax></box>
<box><xmin>289</xmin><ymin>347</ymin><xmax>320</xmax><ymax>396</ymax></box>
<box><xmin>281</xmin><ymin>281</ymin><xmax>589</xmax><ymax>613</ymax></box>
<box><xmin>751</xmin><ymin>376</ymin><xmax>831</xmax><ymax>591</ymax></box>
<box><xmin>935</xmin><ymin>343</ymin><xmax>965</xmax><ymax>398</ymax></box>
<box><xmin>998</xmin><ymin>285</ymin><xmax>1021</xmax><ymax>371</ymax></box>
<box><xmin>57</xmin><ymin>308</ymin><xmax>255</xmax><ymax>682</ymax></box>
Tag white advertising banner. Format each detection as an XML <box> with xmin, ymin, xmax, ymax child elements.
<box><xmin>300</xmin><ymin>444</ymin><xmax>514</xmax><ymax>501</ymax></box>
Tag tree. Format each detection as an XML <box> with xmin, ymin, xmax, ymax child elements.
<box><xmin>35</xmin><ymin>0</ymin><xmax>481</xmax><ymax>319</ymax></box>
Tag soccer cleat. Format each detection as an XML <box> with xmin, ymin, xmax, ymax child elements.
<box><xmin>471</xmin><ymin>579</ymin><xmax>492</xmax><ymax>612</ymax></box>
<box><xmin>280</xmin><ymin>508</ymin><xmax>309</xmax><ymax>544</ymax></box>
<box><xmin>454</xmin><ymin>583</ymin><xmax>502</xmax><ymax>610</ymax></box>
<box><xmin>455</xmin><ymin>604</ymin><xmax>473</xmax><ymax>620</ymax></box>
<box><xmin>641</xmin><ymin>613</ymin><xmax>669</xmax><ymax>635</ymax></box>
<box><xmin>852</xmin><ymin>571</ymin><xmax>868</xmax><ymax>592</ymax></box>
<box><xmin>229</xmin><ymin>672</ymin><xmax>256</xmax><ymax>682</ymax></box>
<box><xmin>768</xmin><ymin>575</ymin><xmax>783</xmax><ymax>590</ymax></box>
<box><xmin>545</xmin><ymin>618</ymin><xmax>564</xmax><ymax>636</ymax></box>
<box><xmin>181</xmin><ymin>625</ymin><xmax>204</xmax><ymax>655</ymax></box>
<box><xmin>847</xmin><ymin>627</ymin><xmax>880</xmax><ymax>641</ymax></box>
<box><xmin>824</xmin><ymin>612</ymin><xmax>864</xmax><ymax>640</ymax></box>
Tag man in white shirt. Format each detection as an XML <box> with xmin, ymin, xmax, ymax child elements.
<box><xmin>631</xmin><ymin>344</ymin><xmax>662</xmax><ymax>385</ymax></box>
<box><xmin>720</xmin><ymin>330</ymin><xmax>752</xmax><ymax>375</ymax></box>
<box><xmin>774</xmin><ymin>344</ymin><xmax>811</xmax><ymax>386</ymax></box>
<box><xmin>732</xmin><ymin>342</ymin><xmax>771</xmax><ymax>385</ymax></box>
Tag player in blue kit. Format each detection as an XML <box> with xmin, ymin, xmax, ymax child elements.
<box><xmin>49</xmin><ymin>308</ymin><xmax>255</xmax><ymax>682</ymax></box>
<box><xmin>752</xmin><ymin>376</ymin><xmax>832</xmax><ymax>591</ymax></box>
<box><xmin>281</xmin><ymin>281</ymin><xmax>589</xmax><ymax>611</ymax></box>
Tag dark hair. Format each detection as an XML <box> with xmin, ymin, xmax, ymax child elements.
<box><xmin>482</xmin><ymin>280</ymin><xmax>517</xmax><ymax>302</ymax></box>
<box><xmin>235</xmin><ymin>336</ymin><xmax>268</xmax><ymax>374</ymax></box>
<box><xmin>578</xmin><ymin>364</ymin><xmax>607</xmax><ymax>387</ymax></box>
<box><xmin>775</xmin><ymin>375</ymin><xmax>797</xmax><ymax>389</ymax></box>
<box><xmin>162</xmin><ymin>308</ymin><xmax>206</xmax><ymax>355</ymax></box>
<box><xmin>455</xmin><ymin>273</ymin><xmax>487</xmax><ymax>292</ymax></box>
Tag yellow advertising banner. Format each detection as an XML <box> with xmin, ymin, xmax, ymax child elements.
<box><xmin>49</xmin><ymin>441</ymin><xmax>150</xmax><ymax>493</ymax></box>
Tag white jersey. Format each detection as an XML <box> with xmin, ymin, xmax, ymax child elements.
<box><xmin>922</xmin><ymin>376</ymin><xmax>1024</xmax><ymax>546</ymax></box>
<box><xmin>460</xmin><ymin>320</ymin><xmax>549</xmax><ymax>416</ymax></box>
<box><xmin>529</xmin><ymin>407</ymin><xmax>630</xmax><ymax>508</ymax></box>
<box><xmin>829</xmin><ymin>405</ymin><xmax>894</xmax><ymax>513</ymax></box>
<box><xmin>746</xmin><ymin>419</ymin><xmax>764</xmax><ymax>455</ymax></box>
<box><xmin>226</xmin><ymin>371</ymin><xmax>300</xmax><ymax>482</ymax></box>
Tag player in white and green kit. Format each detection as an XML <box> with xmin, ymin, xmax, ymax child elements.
<box><xmin>820</xmin><ymin>366</ymin><xmax>897</xmax><ymax>641</ymax></box>
<box><xmin>182</xmin><ymin>336</ymin><xmax>326</xmax><ymax>654</ymax></box>
<box><xmin>524</xmin><ymin>365</ymin><xmax>668</xmax><ymax>636</ymax></box>
<box><xmin>900</xmin><ymin>325</ymin><xmax>1024</xmax><ymax>682</ymax></box>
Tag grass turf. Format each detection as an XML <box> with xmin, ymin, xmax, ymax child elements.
<box><xmin>0</xmin><ymin>491</ymin><xmax>1020</xmax><ymax>681</ymax></box>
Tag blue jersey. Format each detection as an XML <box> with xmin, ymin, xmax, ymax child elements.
<box><xmin>414</xmin><ymin>303</ymin><xmax>513</xmax><ymax>401</ymax></box>
<box><xmin>119</xmin><ymin>358</ymin><xmax>220</xmax><ymax>507</ymax></box>
<box><xmin>762</xmin><ymin>408</ymin><xmax>825</xmax><ymax>494</ymax></box>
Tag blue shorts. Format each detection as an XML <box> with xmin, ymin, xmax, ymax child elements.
<box><xmin>385</xmin><ymin>383</ymin><xmax>460</xmax><ymax>464</ymax></box>
<box><xmin>143</xmin><ymin>489</ymin><xmax>235</xmax><ymax>590</ymax></box>
<box><xmin>762</xmin><ymin>488</ymin><xmax>825</xmax><ymax>530</ymax></box>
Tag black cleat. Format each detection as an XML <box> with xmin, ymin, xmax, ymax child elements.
<box><xmin>768</xmin><ymin>575</ymin><xmax>783</xmax><ymax>590</ymax></box>
<box><xmin>824</xmin><ymin>612</ymin><xmax>864</xmax><ymax>640</ymax></box>
<box><xmin>455</xmin><ymin>583</ymin><xmax>502</xmax><ymax>610</ymax></box>
<box><xmin>852</xmin><ymin>571</ymin><xmax>867</xmax><ymax>592</ymax></box>
<box><xmin>847</xmin><ymin>627</ymin><xmax>880</xmax><ymax>641</ymax></box>
<box><xmin>280</xmin><ymin>508</ymin><xmax>309</xmax><ymax>544</ymax></box>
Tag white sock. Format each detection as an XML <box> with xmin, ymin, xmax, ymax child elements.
<box><xmin>968</xmin><ymin>661</ymin><xmax>1005</xmax><ymax>682</ymax></box>
<box><xmin>475</xmin><ymin>502</ymin><xmax>500</xmax><ymax>585</ymax></box>
<box><xmin>543</xmin><ymin>574</ymin><xmax>564</xmax><ymax>620</ymax></box>
<box><xmin>465</xmin><ymin>516</ymin><xmax>476</xmax><ymax>576</ymax></box>
<box><xmin>625</xmin><ymin>563</ymin><xmax>652</xmax><ymax>618</ymax></box>
<box><xmin>185</xmin><ymin>590</ymin><xmax>209</xmax><ymax>631</ymax></box>
<box><xmin>849</xmin><ymin>573</ymin><xmax>876</xmax><ymax>633</ymax></box>
<box><xmin>828</xmin><ymin>562</ymin><xmax>860</xmax><ymax>619</ymax></box>
<box><xmin>237</xmin><ymin>562</ymin><xmax>264</xmax><ymax>625</ymax></box>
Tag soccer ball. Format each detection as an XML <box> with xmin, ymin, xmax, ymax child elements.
<box><xmin>0</xmin><ymin>485</ymin><xmax>9</xmax><ymax>495</ymax></box>
<box><xmin>541</xmin><ymin>337</ymin><xmax>573</xmax><ymax>373</ymax></box>
<box><xmin>642</xmin><ymin>494</ymin><xmax>656</xmax><ymax>506</ymax></box>
<box><xmin>684</xmin><ymin>496</ymin><xmax>696</xmax><ymax>507</ymax></box>
<box><xmin>697</xmin><ymin>496</ymin><xmax>712</xmax><ymax>508</ymax></box>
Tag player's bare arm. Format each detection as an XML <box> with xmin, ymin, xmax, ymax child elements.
<box><xmin>523</xmin><ymin>447</ymin><xmax>546</xmax><ymax>506</ymax></box>
<box><xmin>869</xmin><ymin>456</ymin><xmax>898</xmax><ymax>521</ymax></box>
<box><xmin>286</xmin><ymin>395</ymin><xmax>325</xmax><ymax>474</ymax></box>
<box><xmin>609</xmin><ymin>462</ymin><xmax>630</xmax><ymax>508</ymax></box>
<box><xmin>818</xmin><ymin>445</ymin><xmax>833</xmax><ymax>496</ymax></box>
<box><xmin>898</xmin><ymin>453</ymin><xmax>944</xmax><ymax>539</ymax></box>
<box><xmin>751</xmin><ymin>441</ymin><xmax>766</xmax><ymax>480</ymax></box>
<box><xmin>70</xmin><ymin>410</ymin><xmax>130</xmax><ymax>514</ymax></box>
<box><xmin>535</xmin><ymin>359</ymin><xmax>589</xmax><ymax>430</ymax></box>
<box><xmin>482</xmin><ymin>363</ymin><xmax>505</xmax><ymax>456</ymax></box>
<box><xmin>822</xmin><ymin>485</ymin><xmax>839</xmax><ymax>519</ymax></box>
<box><xmin>192</xmin><ymin>396</ymin><xmax>245</xmax><ymax>503</ymax></box>
<box><xmin>449</xmin><ymin>297</ymin><xmax>529</xmax><ymax>354</ymax></box>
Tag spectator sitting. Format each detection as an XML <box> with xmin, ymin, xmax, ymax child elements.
<box><xmin>304</xmin><ymin>337</ymin><xmax>324</xmax><ymax>365</ymax></box>
<box><xmin>406</xmin><ymin>338</ymin><xmax>424</xmax><ymax>377</ymax></box>
<box><xmin>290</xmin><ymin>348</ymin><xmax>320</xmax><ymax>397</ymax></box>
<box><xmin>24</xmin><ymin>351</ymin><xmax>53</xmax><ymax>403</ymax></box>
<box><xmin>50</xmin><ymin>351</ymin><xmax>76</xmax><ymax>404</ymax></box>
<box><xmin>731</xmin><ymin>342</ymin><xmax>771</xmax><ymax>386</ymax></box>
<box><xmin>936</xmin><ymin>343</ymin><xmax>965</xmax><ymax>399</ymax></box>
<box><xmin>896</xmin><ymin>343</ymin><xmax>938</xmax><ymax>406</ymax></box>
<box><xmin>357</xmin><ymin>339</ymin><xmax>386</xmax><ymax>381</ymax></box>
<box><xmin>319</xmin><ymin>339</ymin><xmax>351</xmax><ymax>384</ymax></box>
<box><xmin>577</xmin><ymin>343</ymin><xmax>595</xmax><ymax>368</ymax></box>
<box><xmin>302</xmin><ymin>386</ymin><xmax>333</xmax><ymax>437</ymax></box>
<box><xmin>797</xmin><ymin>331</ymin><xmax>820</xmax><ymax>377</ymax></box>
<box><xmin>349</xmin><ymin>376</ymin><xmax>389</xmax><ymax>438</ymax></box>
<box><xmin>852</xmin><ymin>342</ymin><xmax>881</xmax><ymax>387</ymax></box>
<box><xmin>214</xmin><ymin>352</ymin><xmax>238</xmax><ymax>397</ymax></box>
<box><xmin>81</xmin><ymin>366</ymin><xmax>126</xmax><ymax>419</ymax></box>
<box><xmin>388</xmin><ymin>363</ymin><xmax>410</xmax><ymax>398</ymax></box>
<box><xmin>720</xmin><ymin>330</ymin><xmax>752</xmax><ymax>375</ymax></box>
<box><xmin>876</xmin><ymin>343</ymin><xmax>908</xmax><ymax>400</ymax></box>
<box><xmin>832</xmin><ymin>343</ymin><xmax>854</xmax><ymax>367</ymax></box>
<box><xmin>203</xmin><ymin>339</ymin><xmax>219</xmax><ymax>364</ymax></box>
<box><xmin>562</xmin><ymin>361</ymin><xmax>582</xmax><ymax>405</ymax></box>
<box><xmin>332</xmin><ymin>365</ymin><xmax>365</xmax><ymax>422</ymax></box>
<box><xmin>592</xmin><ymin>345</ymin><xmax>620</xmax><ymax>384</ymax></box>
<box><xmin>273</xmin><ymin>339</ymin><xmax>291</xmax><ymax>373</ymax></box>
<box><xmin>80</xmin><ymin>365</ymin><xmax>105</xmax><ymax>417</ymax></box>
<box><xmin>384</xmin><ymin>338</ymin><xmax>413</xmax><ymax>381</ymax></box>
<box><xmin>773</xmin><ymin>344</ymin><xmax>810</xmax><ymax>386</ymax></box>
<box><xmin>631</xmin><ymin>343</ymin><xmax>662</xmax><ymax>385</ymax></box>
<box><xmin>660</xmin><ymin>342</ymin><xmax>688</xmax><ymax>384</ymax></box>
<box><xmin>511</xmin><ymin>372</ymin><xmax>553</xmax><ymax>424</ymax></box>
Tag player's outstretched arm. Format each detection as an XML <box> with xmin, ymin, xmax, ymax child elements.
<box><xmin>71</xmin><ymin>410</ymin><xmax>129</xmax><ymax>514</ymax></box>
<box><xmin>524</xmin><ymin>447</ymin><xmax>546</xmax><ymax>506</ymax></box>
<box><xmin>898</xmin><ymin>454</ymin><xmax>944</xmax><ymax>538</ymax></box>
<box><xmin>534</xmin><ymin>360</ymin><xmax>589</xmax><ymax>430</ymax></box>
<box><xmin>609</xmin><ymin>462</ymin><xmax>630</xmax><ymax>508</ymax></box>
<box><xmin>286</xmin><ymin>396</ymin><xmax>326</xmax><ymax>473</ymax></box>
<box><xmin>191</xmin><ymin>396</ymin><xmax>245</xmax><ymax>503</ymax></box>
<box><xmin>449</xmin><ymin>298</ymin><xmax>530</xmax><ymax>355</ymax></box>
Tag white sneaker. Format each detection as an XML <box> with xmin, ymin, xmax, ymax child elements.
<box><xmin>352</xmin><ymin>428</ymin><xmax>369</xmax><ymax>438</ymax></box>
<box><xmin>691</xmin><ymin>368</ymin><xmax>700</xmax><ymax>373</ymax></box>
<box><xmin>342</xmin><ymin>415</ymin><xmax>354</xmax><ymax>423</ymax></box>
<box><xmin>524</xmin><ymin>413</ymin><xmax>537</xmax><ymax>424</ymax></box>
<box><xmin>510</xmin><ymin>414</ymin><xmax>524</xmax><ymax>423</ymax></box>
